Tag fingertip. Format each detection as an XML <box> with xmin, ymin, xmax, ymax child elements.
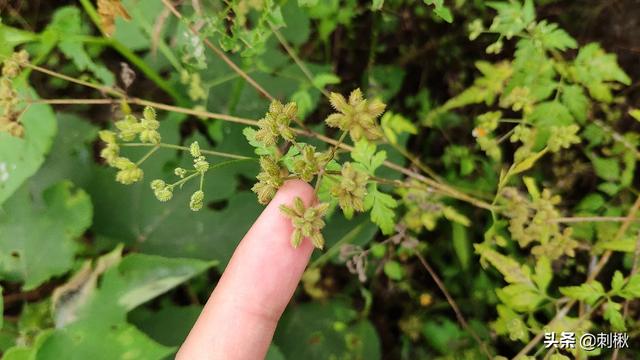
<box><xmin>272</xmin><ymin>179</ymin><xmax>316</xmax><ymax>208</ymax></box>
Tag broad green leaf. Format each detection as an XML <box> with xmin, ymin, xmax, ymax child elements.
<box><xmin>572</xmin><ymin>43</ymin><xmax>631</xmax><ymax>102</ymax></box>
<box><xmin>0</xmin><ymin>84</ymin><xmax>57</xmax><ymax>205</ymax></box>
<box><xmin>0</xmin><ymin>181</ymin><xmax>92</xmax><ymax>290</ymax></box>
<box><xmin>533</xmin><ymin>21</ymin><xmax>577</xmax><ymax>51</ymax></box>
<box><xmin>312</xmin><ymin>73</ymin><xmax>341</xmax><ymax>89</ymax></box>
<box><xmin>590</xmin><ymin>154</ymin><xmax>620</xmax><ymax>181</ymax></box>
<box><xmin>130</xmin><ymin>305</ymin><xmax>203</xmax><ymax>348</ymax></box>
<box><xmin>364</xmin><ymin>184</ymin><xmax>397</xmax><ymax>235</ymax></box>
<box><xmin>559</xmin><ymin>281</ymin><xmax>605</xmax><ymax>306</ymax></box>
<box><xmin>383</xmin><ymin>260</ymin><xmax>404</xmax><ymax>280</ymax></box>
<box><xmin>275</xmin><ymin>300</ymin><xmax>381</xmax><ymax>360</ymax></box>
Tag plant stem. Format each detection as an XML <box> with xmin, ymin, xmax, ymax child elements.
<box><xmin>136</xmin><ymin>144</ymin><xmax>160</xmax><ymax>166</ymax></box>
<box><xmin>121</xmin><ymin>143</ymin><xmax>252</xmax><ymax>160</ymax></box>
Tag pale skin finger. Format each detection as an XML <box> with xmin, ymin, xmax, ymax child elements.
<box><xmin>177</xmin><ymin>180</ymin><xmax>316</xmax><ymax>360</ymax></box>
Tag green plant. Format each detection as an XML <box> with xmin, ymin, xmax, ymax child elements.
<box><xmin>2</xmin><ymin>0</ymin><xmax>640</xmax><ymax>359</ymax></box>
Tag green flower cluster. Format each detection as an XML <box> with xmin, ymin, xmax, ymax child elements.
<box><xmin>326</xmin><ymin>88</ymin><xmax>386</xmax><ymax>141</ymax></box>
<box><xmin>501</xmin><ymin>187</ymin><xmax>577</xmax><ymax>260</ymax></box>
<box><xmin>293</xmin><ymin>145</ymin><xmax>331</xmax><ymax>182</ymax></box>
<box><xmin>255</xmin><ymin>100</ymin><xmax>297</xmax><ymax>146</ymax></box>
<box><xmin>280</xmin><ymin>197</ymin><xmax>329</xmax><ymax>249</ymax></box>
<box><xmin>548</xmin><ymin>124</ymin><xmax>581</xmax><ymax>152</ymax></box>
<box><xmin>331</xmin><ymin>162</ymin><xmax>369</xmax><ymax>213</ymax></box>
<box><xmin>252</xmin><ymin>155</ymin><xmax>287</xmax><ymax>205</ymax></box>
<box><xmin>0</xmin><ymin>50</ymin><xmax>29</xmax><ymax>137</ymax></box>
<box><xmin>99</xmin><ymin>130</ymin><xmax>143</xmax><ymax>185</ymax></box>
<box><xmin>115</xmin><ymin>106</ymin><xmax>161</xmax><ymax>144</ymax></box>
<box><xmin>150</xmin><ymin>141</ymin><xmax>211</xmax><ymax>211</ymax></box>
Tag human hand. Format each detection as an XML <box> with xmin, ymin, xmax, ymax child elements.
<box><xmin>177</xmin><ymin>180</ymin><xmax>316</xmax><ymax>359</ymax></box>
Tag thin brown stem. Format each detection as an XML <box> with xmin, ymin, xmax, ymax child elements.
<box><xmin>414</xmin><ymin>251</ymin><xmax>492</xmax><ymax>359</ymax></box>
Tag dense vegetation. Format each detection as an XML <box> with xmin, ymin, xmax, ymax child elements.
<box><xmin>1</xmin><ymin>0</ymin><xmax>640</xmax><ymax>358</ymax></box>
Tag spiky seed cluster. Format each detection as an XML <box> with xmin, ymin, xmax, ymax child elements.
<box><xmin>252</xmin><ymin>156</ymin><xmax>287</xmax><ymax>205</ymax></box>
<box><xmin>98</xmin><ymin>129</ymin><xmax>144</xmax><ymax>184</ymax></box>
<box><xmin>293</xmin><ymin>145</ymin><xmax>331</xmax><ymax>182</ymax></box>
<box><xmin>1</xmin><ymin>50</ymin><xmax>29</xmax><ymax>137</ymax></box>
<box><xmin>114</xmin><ymin>106</ymin><xmax>161</xmax><ymax>144</ymax></box>
<box><xmin>190</xmin><ymin>190</ymin><xmax>204</xmax><ymax>211</ymax></box>
<box><xmin>254</xmin><ymin>100</ymin><xmax>297</xmax><ymax>146</ymax></box>
<box><xmin>332</xmin><ymin>162</ymin><xmax>369</xmax><ymax>212</ymax></box>
<box><xmin>113</xmin><ymin>157</ymin><xmax>143</xmax><ymax>185</ymax></box>
<box><xmin>280</xmin><ymin>197</ymin><xmax>330</xmax><ymax>249</ymax></box>
<box><xmin>151</xmin><ymin>179</ymin><xmax>173</xmax><ymax>202</ymax></box>
<box><xmin>325</xmin><ymin>88</ymin><xmax>386</xmax><ymax>141</ymax></box>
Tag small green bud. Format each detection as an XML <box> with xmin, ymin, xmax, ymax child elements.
<box><xmin>190</xmin><ymin>190</ymin><xmax>205</xmax><ymax>211</ymax></box>
<box><xmin>252</xmin><ymin>156</ymin><xmax>286</xmax><ymax>205</ymax></box>
<box><xmin>190</xmin><ymin>141</ymin><xmax>201</xmax><ymax>158</ymax></box>
<box><xmin>154</xmin><ymin>187</ymin><xmax>173</xmax><ymax>202</ymax></box>
<box><xmin>174</xmin><ymin>167</ymin><xmax>187</xmax><ymax>178</ymax></box>
<box><xmin>115</xmin><ymin>115</ymin><xmax>143</xmax><ymax>141</ymax></box>
<box><xmin>143</xmin><ymin>106</ymin><xmax>156</xmax><ymax>121</ymax></box>
<box><xmin>98</xmin><ymin>130</ymin><xmax>117</xmax><ymax>144</ymax></box>
<box><xmin>150</xmin><ymin>179</ymin><xmax>166</xmax><ymax>191</ymax></box>
<box><xmin>116</xmin><ymin>166</ymin><xmax>143</xmax><ymax>185</ymax></box>
<box><xmin>332</xmin><ymin>162</ymin><xmax>369</xmax><ymax>212</ymax></box>
<box><xmin>100</xmin><ymin>143</ymin><xmax>120</xmax><ymax>165</ymax></box>
<box><xmin>193</xmin><ymin>156</ymin><xmax>209</xmax><ymax>172</ymax></box>
<box><xmin>255</xmin><ymin>100</ymin><xmax>297</xmax><ymax>146</ymax></box>
<box><xmin>140</xmin><ymin>129</ymin><xmax>161</xmax><ymax>144</ymax></box>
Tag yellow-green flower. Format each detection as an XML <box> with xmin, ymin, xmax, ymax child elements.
<box><xmin>325</xmin><ymin>88</ymin><xmax>386</xmax><ymax>141</ymax></box>
<box><xmin>255</xmin><ymin>100</ymin><xmax>297</xmax><ymax>146</ymax></box>
<box><xmin>252</xmin><ymin>156</ymin><xmax>287</xmax><ymax>205</ymax></box>
<box><xmin>280</xmin><ymin>197</ymin><xmax>329</xmax><ymax>249</ymax></box>
<box><xmin>331</xmin><ymin>162</ymin><xmax>369</xmax><ymax>212</ymax></box>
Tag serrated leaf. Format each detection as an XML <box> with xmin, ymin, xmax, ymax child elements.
<box><xmin>0</xmin><ymin>181</ymin><xmax>92</xmax><ymax>290</ymax></box>
<box><xmin>351</xmin><ymin>140</ymin><xmax>386</xmax><ymax>175</ymax></box>
<box><xmin>611</xmin><ymin>271</ymin><xmax>625</xmax><ymax>294</ymax></box>
<box><xmin>364</xmin><ymin>184</ymin><xmax>397</xmax><ymax>235</ymax></box>
<box><xmin>474</xmin><ymin>243</ymin><xmax>533</xmax><ymax>286</ymax></box>
<box><xmin>312</xmin><ymin>73</ymin><xmax>341</xmax><ymax>89</ymax></box>
<box><xmin>573</xmin><ymin>43</ymin><xmax>631</xmax><ymax>102</ymax></box>
<box><xmin>561</xmin><ymin>84</ymin><xmax>589</xmax><ymax>123</ymax></box>
<box><xmin>497</xmin><ymin>283</ymin><xmax>544</xmax><ymax>312</ymax></box>
<box><xmin>603</xmin><ymin>300</ymin><xmax>625</xmax><ymax>331</ymax></box>
<box><xmin>559</xmin><ymin>281</ymin><xmax>605</xmax><ymax>306</ymax></box>
<box><xmin>590</xmin><ymin>154</ymin><xmax>620</xmax><ymax>181</ymax></box>
<box><xmin>532</xmin><ymin>257</ymin><xmax>552</xmax><ymax>293</ymax></box>
<box><xmin>534</xmin><ymin>21</ymin><xmax>577</xmax><ymax>51</ymax></box>
<box><xmin>621</xmin><ymin>273</ymin><xmax>640</xmax><ymax>299</ymax></box>
<box><xmin>381</xmin><ymin>112</ymin><xmax>417</xmax><ymax>145</ymax></box>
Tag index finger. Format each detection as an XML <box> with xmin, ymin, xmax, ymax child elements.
<box><xmin>177</xmin><ymin>180</ymin><xmax>316</xmax><ymax>359</ymax></box>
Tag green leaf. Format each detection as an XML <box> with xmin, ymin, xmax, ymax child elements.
<box><xmin>532</xmin><ymin>257</ymin><xmax>552</xmax><ymax>293</ymax></box>
<box><xmin>364</xmin><ymin>184</ymin><xmax>397</xmax><ymax>235</ymax></box>
<box><xmin>590</xmin><ymin>154</ymin><xmax>620</xmax><ymax>181</ymax></box>
<box><xmin>351</xmin><ymin>140</ymin><xmax>387</xmax><ymax>175</ymax></box>
<box><xmin>381</xmin><ymin>112</ymin><xmax>417</xmax><ymax>145</ymax></box>
<box><xmin>275</xmin><ymin>300</ymin><xmax>381</xmax><ymax>359</ymax></box>
<box><xmin>383</xmin><ymin>260</ymin><xmax>404</xmax><ymax>280</ymax></box>
<box><xmin>312</xmin><ymin>73</ymin><xmax>341</xmax><ymax>89</ymax></box>
<box><xmin>611</xmin><ymin>271</ymin><xmax>625</xmax><ymax>294</ymax></box>
<box><xmin>621</xmin><ymin>273</ymin><xmax>640</xmax><ymax>299</ymax></box>
<box><xmin>423</xmin><ymin>0</ymin><xmax>453</xmax><ymax>23</ymax></box>
<box><xmin>371</xmin><ymin>0</ymin><xmax>384</xmax><ymax>10</ymax></box>
<box><xmin>533</xmin><ymin>21</ymin><xmax>577</xmax><ymax>51</ymax></box>
<box><xmin>497</xmin><ymin>284</ymin><xmax>544</xmax><ymax>312</ymax></box>
<box><xmin>451</xmin><ymin>223</ymin><xmax>470</xmax><ymax>270</ymax></box>
<box><xmin>475</xmin><ymin>243</ymin><xmax>533</xmax><ymax>285</ymax></box>
<box><xmin>291</xmin><ymin>89</ymin><xmax>313</xmax><ymax>119</ymax></box>
<box><xmin>561</xmin><ymin>84</ymin><xmax>589</xmax><ymax>123</ymax></box>
<box><xmin>603</xmin><ymin>300</ymin><xmax>625</xmax><ymax>331</ymax></box>
<box><xmin>559</xmin><ymin>281</ymin><xmax>605</xmax><ymax>306</ymax></box>
<box><xmin>0</xmin><ymin>84</ymin><xmax>57</xmax><ymax>206</ymax></box>
<box><xmin>630</xmin><ymin>108</ymin><xmax>640</xmax><ymax>122</ymax></box>
<box><xmin>572</xmin><ymin>43</ymin><xmax>631</xmax><ymax>102</ymax></box>
<box><xmin>45</xmin><ymin>6</ymin><xmax>114</xmax><ymax>85</ymax></box>
<box><xmin>442</xmin><ymin>206</ymin><xmax>470</xmax><ymax>227</ymax></box>
<box><xmin>0</xmin><ymin>181</ymin><xmax>92</xmax><ymax>290</ymax></box>
<box><xmin>510</xmin><ymin>149</ymin><xmax>547</xmax><ymax>176</ymax></box>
